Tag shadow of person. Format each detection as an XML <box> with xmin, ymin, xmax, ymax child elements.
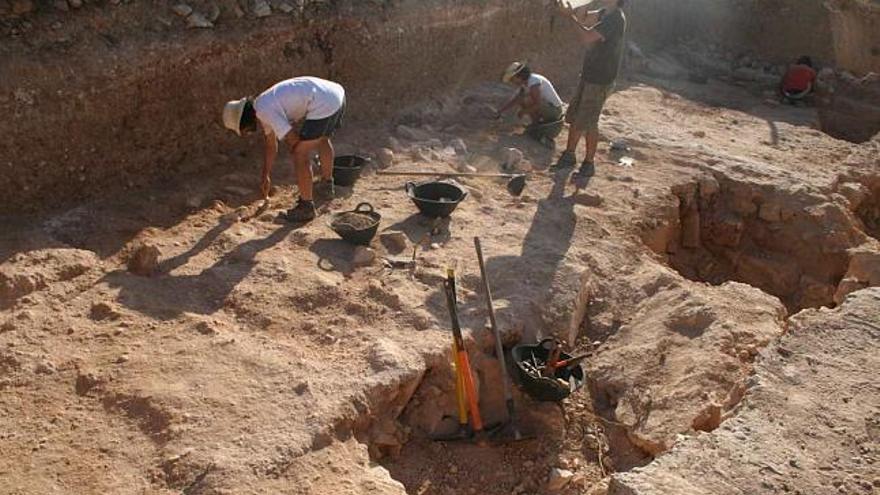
<box><xmin>104</xmin><ymin>223</ymin><xmax>297</xmax><ymax>320</ymax></box>
<box><xmin>422</xmin><ymin>169</ymin><xmax>581</xmax><ymax>340</ymax></box>
<box><xmin>159</xmin><ymin>219</ymin><xmax>236</xmax><ymax>274</ymax></box>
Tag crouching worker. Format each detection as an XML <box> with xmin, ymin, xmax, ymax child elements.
<box><xmin>222</xmin><ymin>76</ymin><xmax>346</xmax><ymax>222</ymax></box>
<box><xmin>495</xmin><ymin>62</ymin><xmax>565</xmax><ymax>147</ymax></box>
<box><xmin>780</xmin><ymin>56</ymin><xmax>817</xmax><ymax>105</ymax></box>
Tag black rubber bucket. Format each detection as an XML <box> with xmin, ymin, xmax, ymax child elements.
<box><xmin>405</xmin><ymin>180</ymin><xmax>468</xmax><ymax>218</ymax></box>
<box><xmin>333</xmin><ymin>155</ymin><xmax>368</xmax><ymax>187</ymax></box>
<box><xmin>328</xmin><ymin>202</ymin><xmax>381</xmax><ymax>245</ymax></box>
<box><xmin>511</xmin><ymin>339</ymin><xmax>585</xmax><ymax>402</ymax></box>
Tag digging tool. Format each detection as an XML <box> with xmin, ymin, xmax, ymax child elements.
<box><xmin>553</xmin><ymin>352</ymin><xmax>591</xmax><ymax>370</ymax></box>
<box><xmin>443</xmin><ymin>268</ymin><xmax>487</xmax><ymax>444</ymax></box>
<box><xmin>474</xmin><ymin>237</ymin><xmax>531</xmax><ymax>442</ymax></box>
<box><xmin>542</xmin><ymin>339</ymin><xmax>563</xmax><ymax>378</ymax></box>
<box><xmin>377</xmin><ymin>170</ymin><xmax>528</xmax><ymax>197</ymax></box>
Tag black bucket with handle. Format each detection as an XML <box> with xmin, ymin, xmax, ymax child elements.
<box><xmin>405</xmin><ymin>180</ymin><xmax>468</xmax><ymax>218</ymax></box>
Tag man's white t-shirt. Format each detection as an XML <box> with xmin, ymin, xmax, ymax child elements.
<box><xmin>524</xmin><ymin>73</ymin><xmax>564</xmax><ymax>108</ymax></box>
<box><xmin>254</xmin><ymin>77</ymin><xmax>346</xmax><ymax>140</ymax></box>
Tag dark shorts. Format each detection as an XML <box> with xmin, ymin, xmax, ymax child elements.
<box><xmin>299</xmin><ymin>99</ymin><xmax>346</xmax><ymax>141</ymax></box>
<box><xmin>565</xmin><ymin>80</ymin><xmax>612</xmax><ymax>132</ymax></box>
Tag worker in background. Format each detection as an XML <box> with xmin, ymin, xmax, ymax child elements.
<box><xmin>554</xmin><ymin>0</ymin><xmax>627</xmax><ymax>178</ymax></box>
<box><xmin>780</xmin><ymin>56</ymin><xmax>817</xmax><ymax>105</ymax></box>
<box><xmin>222</xmin><ymin>76</ymin><xmax>346</xmax><ymax>222</ymax></box>
<box><xmin>495</xmin><ymin>62</ymin><xmax>565</xmax><ymax>147</ymax></box>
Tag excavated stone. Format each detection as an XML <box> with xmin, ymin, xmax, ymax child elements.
<box><xmin>610</xmin><ymin>288</ymin><xmax>880</xmax><ymax>495</ymax></box>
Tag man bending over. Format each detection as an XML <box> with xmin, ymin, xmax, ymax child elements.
<box><xmin>223</xmin><ymin>76</ymin><xmax>346</xmax><ymax>222</ymax></box>
<box><xmin>495</xmin><ymin>62</ymin><xmax>566</xmax><ymax>147</ymax></box>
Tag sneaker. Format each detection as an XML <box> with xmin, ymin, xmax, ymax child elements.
<box><xmin>552</xmin><ymin>150</ymin><xmax>577</xmax><ymax>169</ymax></box>
<box><xmin>285</xmin><ymin>200</ymin><xmax>316</xmax><ymax>223</ymax></box>
<box><xmin>575</xmin><ymin>161</ymin><xmax>595</xmax><ymax>177</ymax></box>
<box><xmin>314</xmin><ymin>178</ymin><xmax>335</xmax><ymax>199</ymax></box>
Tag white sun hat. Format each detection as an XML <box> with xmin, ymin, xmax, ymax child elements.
<box><xmin>502</xmin><ymin>61</ymin><xmax>526</xmax><ymax>83</ymax></box>
<box><xmin>222</xmin><ymin>98</ymin><xmax>248</xmax><ymax>136</ymax></box>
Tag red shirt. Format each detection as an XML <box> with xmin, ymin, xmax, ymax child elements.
<box><xmin>782</xmin><ymin>65</ymin><xmax>817</xmax><ymax>92</ymax></box>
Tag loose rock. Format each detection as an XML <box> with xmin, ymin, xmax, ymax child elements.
<box><xmin>171</xmin><ymin>3</ymin><xmax>193</xmax><ymax>16</ymax></box>
<box><xmin>501</xmin><ymin>147</ymin><xmax>524</xmax><ymax>171</ymax></box>
<box><xmin>352</xmin><ymin>246</ymin><xmax>376</xmax><ymax>267</ymax></box>
<box><xmin>547</xmin><ymin>468</ymin><xmax>574</xmax><ymax>492</ymax></box>
<box><xmin>186</xmin><ymin>12</ymin><xmax>213</xmax><ymax>28</ymax></box>
<box><xmin>253</xmin><ymin>0</ymin><xmax>271</xmax><ymax>17</ymax></box>
<box><xmin>380</xmin><ymin>232</ymin><xmax>408</xmax><ymax>254</ymax></box>
<box><xmin>127</xmin><ymin>244</ymin><xmax>161</xmax><ymax>277</ymax></box>
<box><xmin>376</xmin><ymin>148</ymin><xmax>395</xmax><ymax>169</ymax></box>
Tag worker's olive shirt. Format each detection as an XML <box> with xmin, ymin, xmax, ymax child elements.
<box><xmin>581</xmin><ymin>8</ymin><xmax>627</xmax><ymax>85</ymax></box>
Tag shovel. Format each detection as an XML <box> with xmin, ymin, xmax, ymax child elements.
<box><xmin>377</xmin><ymin>170</ymin><xmax>528</xmax><ymax>197</ymax></box>
<box><xmin>474</xmin><ymin>237</ymin><xmax>533</xmax><ymax>442</ymax></box>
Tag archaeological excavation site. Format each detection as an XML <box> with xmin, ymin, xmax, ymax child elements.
<box><xmin>2</xmin><ymin>0</ymin><xmax>880</xmax><ymax>493</ymax></box>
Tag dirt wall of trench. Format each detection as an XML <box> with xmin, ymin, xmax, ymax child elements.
<box><xmin>0</xmin><ymin>0</ymin><xmax>579</xmax><ymax>215</ymax></box>
<box><xmin>630</xmin><ymin>0</ymin><xmax>880</xmax><ymax>75</ymax></box>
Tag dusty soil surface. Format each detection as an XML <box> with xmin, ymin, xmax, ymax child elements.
<box><xmin>610</xmin><ymin>288</ymin><xmax>880</xmax><ymax>495</ymax></box>
<box><xmin>2</xmin><ymin>47</ymin><xmax>880</xmax><ymax>495</ymax></box>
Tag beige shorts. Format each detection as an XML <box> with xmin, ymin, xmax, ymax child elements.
<box><xmin>565</xmin><ymin>81</ymin><xmax>612</xmax><ymax>132</ymax></box>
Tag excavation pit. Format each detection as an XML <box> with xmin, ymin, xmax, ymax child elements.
<box><xmin>643</xmin><ymin>177</ymin><xmax>864</xmax><ymax>313</ymax></box>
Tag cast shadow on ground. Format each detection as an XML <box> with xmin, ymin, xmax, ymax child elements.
<box><xmin>422</xmin><ymin>168</ymin><xmax>582</xmax><ymax>335</ymax></box>
<box><xmin>103</xmin><ymin>222</ymin><xmax>297</xmax><ymax>320</ymax></box>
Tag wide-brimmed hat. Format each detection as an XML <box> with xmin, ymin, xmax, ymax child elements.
<box><xmin>222</xmin><ymin>98</ymin><xmax>248</xmax><ymax>136</ymax></box>
<box><xmin>502</xmin><ymin>61</ymin><xmax>527</xmax><ymax>83</ymax></box>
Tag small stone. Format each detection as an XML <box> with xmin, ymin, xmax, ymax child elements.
<box><xmin>127</xmin><ymin>244</ymin><xmax>161</xmax><ymax>276</ymax></box>
<box><xmin>206</xmin><ymin>2</ymin><xmax>220</xmax><ymax>21</ymax></box>
<box><xmin>253</xmin><ymin>0</ymin><xmax>271</xmax><ymax>17</ymax></box>
<box><xmin>89</xmin><ymin>302</ymin><xmax>120</xmax><ymax>321</ymax></box>
<box><xmin>501</xmin><ymin>147</ymin><xmax>524</xmax><ymax>171</ymax></box>
<box><xmin>115</xmin><ymin>354</ymin><xmax>130</xmax><ymax>364</ymax></box>
<box><xmin>34</xmin><ymin>361</ymin><xmax>56</xmax><ymax>375</ymax></box>
<box><xmin>546</xmin><ymin>468</ymin><xmax>574</xmax><ymax>492</ymax></box>
<box><xmin>449</xmin><ymin>465</ymin><xmax>458</xmax><ymax>474</ymax></box>
<box><xmin>275</xmin><ymin>1</ymin><xmax>293</xmax><ymax>13</ymax></box>
<box><xmin>379</xmin><ymin>232</ymin><xmax>408</xmax><ymax>254</ymax></box>
<box><xmin>53</xmin><ymin>0</ymin><xmax>69</xmax><ymax>11</ymax></box>
<box><xmin>195</xmin><ymin>321</ymin><xmax>217</xmax><ymax>335</ymax></box>
<box><xmin>352</xmin><ymin>246</ymin><xmax>376</xmax><ymax>267</ymax></box>
<box><xmin>186</xmin><ymin>12</ymin><xmax>213</xmax><ymax>28</ymax></box>
<box><xmin>449</xmin><ymin>138</ymin><xmax>468</xmax><ymax>155</ymax></box>
<box><xmin>68</xmin><ymin>0</ymin><xmax>81</xmax><ymax>7</ymax></box>
<box><xmin>171</xmin><ymin>3</ymin><xmax>192</xmax><ymax>16</ymax></box>
<box><xmin>376</xmin><ymin>148</ymin><xmax>394</xmax><ymax>169</ymax></box>
<box><xmin>692</xmin><ymin>130</ymin><xmax>706</xmax><ymax>138</ymax></box>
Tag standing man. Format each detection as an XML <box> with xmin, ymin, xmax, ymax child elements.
<box><xmin>222</xmin><ymin>76</ymin><xmax>346</xmax><ymax>222</ymax></box>
<box><xmin>495</xmin><ymin>62</ymin><xmax>566</xmax><ymax>147</ymax></box>
<box><xmin>555</xmin><ymin>0</ymin><xmax>627</xmax><ymax>177</ymax></box>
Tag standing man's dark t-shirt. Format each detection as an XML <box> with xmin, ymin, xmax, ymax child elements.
<box><xmin>581</xmin><ymin>8</ymin><xmax>627</xmax><ymax>85</ymax></box>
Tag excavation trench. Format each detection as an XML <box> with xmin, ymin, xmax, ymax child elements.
<box><xmin>642</xmin><ymin>174</ymin><xmax>872</xmax><ymax>314</ymax></box>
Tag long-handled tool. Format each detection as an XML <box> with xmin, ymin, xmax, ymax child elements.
<box><xmin>443</xmin><ymin>268</ymin><xmax>487</xmax><ymax>445</ymax></box>
<box><xmin>430</xmin><ymin>339</ymin><xmax>473</xmax><ymax>441</ymax></box>
<box><xmin>474</xmin><ymin>237</ymin><xmax>532</xmax><ymax>442</ymax></box>
<box><xmin>377</xmin><ymin>170</ymin><xmax>528</xmax><ymax>197</ymax></box>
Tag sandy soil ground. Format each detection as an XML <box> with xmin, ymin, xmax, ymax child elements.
<box><xmin>1</xmin><ymin>60</ymin><xmax>879</xmax><ymax>495</ymax></box>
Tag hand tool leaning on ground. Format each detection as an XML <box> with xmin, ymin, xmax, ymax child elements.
<box><xmin>474</xmin><ymin>237</ymin><xmax>534</xmax><ymax>442</ymax></box>
<box><xmin>431</xmin><ymin>268</ymin><xmax>488</xmax><ymax>445</ymax></box>
<box><xmin>376</xmin><ymin>170</ymin><xmax>528</xmax><ymax>197</ymax></box>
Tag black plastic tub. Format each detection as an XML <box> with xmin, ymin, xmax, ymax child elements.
<box><xmin>328</xmin><ymin>202</ymin><xmax>381</xmax><ymax>245</ymax></box>
<box><xmin>405</xmin><ymin>180</ymin><xmax>468</xmax><ymax>218</ymax></box>
<box><xmin>333</xmin><ymin>155</ymin><xmax>369</xmax><ymax>187</ymax></box>
<box><xmin>511</xmin><ymin>339</ymin><xmax>585</xmax><ymax>402</ymax></box>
